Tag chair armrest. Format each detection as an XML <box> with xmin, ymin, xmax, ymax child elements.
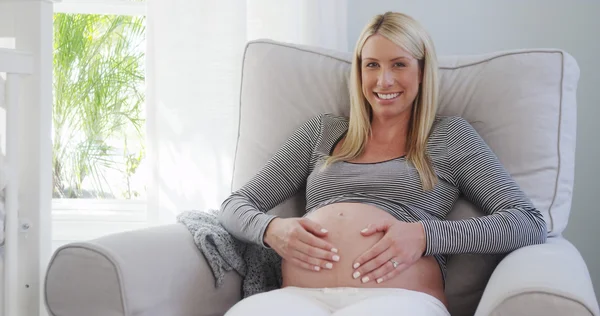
<box><xmin>475</xmin><ymin>237</ymin><xmax>599</xmax><ymax>316</ymax></box>
<box><xmin>45</xmin><ymin>224</ymin><xmax>242</xmax><ymax>316</ymax></box>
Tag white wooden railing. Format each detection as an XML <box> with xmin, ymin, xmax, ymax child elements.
<box><xmin>0</xmin><ymin>47</ymin><xmax>34</xmax><ymax>316</ymax></box>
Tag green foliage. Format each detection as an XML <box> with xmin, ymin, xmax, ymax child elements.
<box><xmin>53</xmin><ymin>13</ymin><xmax>146</xmax><ymax>199</ymax></box>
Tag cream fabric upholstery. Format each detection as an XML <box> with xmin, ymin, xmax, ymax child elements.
<box><xmin>235</xmin><ymin>40</ymin><xmax>578</xmax><ymax>237</ymax></box>
<box><xmin>233</xmin><ymin>39</ymin><xmax>594</xmax><ymax>316</ymax></box>
<box><xmin>44</xmin><ymin>40</ymin><xmax>599</xmax><ymax>316</ymax></box>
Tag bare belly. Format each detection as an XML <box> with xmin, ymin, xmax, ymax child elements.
<box><xmin>281</xmin><ymin>202</ymin><xmax>447</xmax><ymax>306</ymax></box>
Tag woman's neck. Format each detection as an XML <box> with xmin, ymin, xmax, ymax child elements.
<box><xmin>369</xmin><ymin>113</ymin><xmax>411</xmax><ymax>145</ymax></box>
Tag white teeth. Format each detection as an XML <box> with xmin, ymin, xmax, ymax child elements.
<box><xmin>376</xmin><ymin>92</ymin><xmax>400</xmax><ymax>100</ymax></box>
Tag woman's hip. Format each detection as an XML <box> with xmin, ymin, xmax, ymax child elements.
<box><xmin>225</xmin><ymin>286</ymin><xmax>450</xmax><ymax>316</ymax></box>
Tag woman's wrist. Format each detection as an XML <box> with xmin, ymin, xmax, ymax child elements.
<box><xmin>262</xmin><ymin>217</ymin><xmax>281</xmax><ymax>248</ymax></box>
<box><xmin>416</xmin><ymin>221</ymin><xmax>428</xmax><ymax>256</ymax></box>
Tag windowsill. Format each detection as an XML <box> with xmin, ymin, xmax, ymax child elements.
<box><xmin>51</xmin><ymin>198</ymin><xmax>148</xmax><ymax>250</ymax></box>
<box><xmin>52</xmin><ymin>198</ymin><xmax>146</xmax><ymax>220</ymax></box>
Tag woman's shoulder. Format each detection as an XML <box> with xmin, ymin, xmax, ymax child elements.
<box><xmin>304</xmin><ymin>113</ymin><xmax>349</xmax><ymax>153</ymax></box>
<box><xmin>431</xmin><ymin>115</ymin><xmax>477</xmax><ymax>137</ymax></box>
<box><xmin>300</xmin><ymin>113</ymin><xmax>348</xmax><ymax>128</ymax></box>
<box><xmin>316</xmin><ymin>113</ymin><xmax>350</xmax><ymax>136</ymax></box>
<box><xmin>294</xmin><ymin>113</ymin><xmax>348</xmax><ymax>148</ymax></box>
<box><xmin>321</xmin><ymin>113</ymin><xmax>349</xmax><ymax>125</ymax></box>
<box><xmin>430</xmin><ymin>115</ymin><xmax>488</xmax><ymax>156</ymax></box>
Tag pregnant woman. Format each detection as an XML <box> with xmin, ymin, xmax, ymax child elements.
<box><xmin>218</xmin><ymin>11</ymin><xmax>547</xmax><ymax>316</ymax></box>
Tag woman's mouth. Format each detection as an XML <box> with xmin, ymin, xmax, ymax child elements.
<box><xmin>374</xmin><ymin>92</ymin><xmax>402</xmax><ymax>104</ymax></box>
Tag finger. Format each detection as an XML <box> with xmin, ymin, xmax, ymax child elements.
<box><xmin>360</xmin><ymin>251</ymin><xmax>398</xmax><ymax>284</ymax></box>
<box><xmin>291</xmin><ymin>249</ymin><xmax>335</xmax><ymax>271</ymax></box>
<box><xmin>300</xmin><ymin>218</ymin><xmax>329</xmax><ymax>237</ymax></box>
<box><xmin>375</xmin><ymin>261</ymin><xmax>410</xmax><ymax>284</ymax></box>
<box><xmin>295</xmin><ymin>239</ymin><xmax>340</xmax><ymax>262</ymax></box>
<box><xmin>352</xmin><ymin>238</ymin><xmax>391</xmax><ymax>270</ymax></box>
<box><xmin>289</xmin><ymin>257</ymin><xmax>323</xmax><ymax>272</ymax></box>
<box><xmin>352</xmin><ymin>246</ymin><xmax>394</xmax><ymax>283</ymax></box>
<box><xmin>360</xmin><ymin>220</ymin><xmax>392</xmax><ymax>236</ymax></box>
<box><xmin>298</xmin><ymin>227</ymin><xmax>339</xmax><ymax>255</ymax></box>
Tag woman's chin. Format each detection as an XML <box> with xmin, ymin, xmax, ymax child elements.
<box><xmin>371</xmin><ymin>105</ymin><xmax>411</xmax><ymax>119</ymax></box>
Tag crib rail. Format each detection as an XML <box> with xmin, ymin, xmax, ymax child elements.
<box><xmin>0</xmin><ymin>47</ymin><xmax>34</xmax><ymax>316</ymax></box>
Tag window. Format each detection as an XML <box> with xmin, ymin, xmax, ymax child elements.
<box><xmin>52</xmin><ymin>0</ymin><xmax>147</xmax><ymax>250</ymax></box>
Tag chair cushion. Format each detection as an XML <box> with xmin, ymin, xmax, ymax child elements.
<box><xmin>234</xmin><ymin>39</ymin><xmax>579</xmax><ymax>316</ymax></box>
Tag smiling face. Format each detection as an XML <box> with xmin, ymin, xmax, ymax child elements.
<box><xmin>360</xmin><ymin>34</ymin><xmax>422</xmax><ymax>120</ymax></box>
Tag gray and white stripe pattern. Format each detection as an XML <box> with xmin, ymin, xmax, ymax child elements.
<box><xmin>218</xmin><ymin>113</ymin><xmax>548</xmax><ymax>281</ymax></box>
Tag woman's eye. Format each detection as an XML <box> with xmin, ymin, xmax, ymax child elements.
<box><xmin>365</xmin><ymin>62</ymin><xmax>378</xmax><ymax>68</ymax></box>
<box><xmin>394</xmin><ymin>62</ymin><xmax>406</xmax><ymax>67</ymax></box>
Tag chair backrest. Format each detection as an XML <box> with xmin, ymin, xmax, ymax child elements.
<box><xmin>233</xmin><ymin>39</ymin><xmax>579</xmax><ymax>315</ymax></box>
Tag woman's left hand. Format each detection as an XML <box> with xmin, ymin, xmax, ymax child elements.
<box><xmin>352</xmin><ymin>220</ymin><xmax>427</xmax><ymax>284</ymax></box>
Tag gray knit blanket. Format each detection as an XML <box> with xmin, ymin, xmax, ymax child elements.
<box><xmin>177</xmin><ymin>210</ymin><xmax>282</xmax><ymax>298</ymax></box>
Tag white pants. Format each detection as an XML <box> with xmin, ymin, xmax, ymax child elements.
<box><xmin>224</xmin><ymin>287</ymin><xmax>450</xmax><ymax>316</ymax></box>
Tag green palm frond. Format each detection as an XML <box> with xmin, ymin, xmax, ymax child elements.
<box><xmin>53</xmin><ymin>13</ymin><xmax>146</xmax><ymax>199</ymax></box>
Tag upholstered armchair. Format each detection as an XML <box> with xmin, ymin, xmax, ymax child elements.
<box><xmin>44</xmin><ymin>40</ymin><xmax>599</xmax><ymax>316</ymax></box>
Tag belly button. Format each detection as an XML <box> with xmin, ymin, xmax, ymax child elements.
<box><xmin>338</xmin><ymin>212</ymin><xmax>344</xmax><ymax>216</ymax></box>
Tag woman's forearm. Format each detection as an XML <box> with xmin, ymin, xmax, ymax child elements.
<box><xmin>420</xmin><ymin>208</ymin><xmax>547</xmax><ymax>256</ymax></box>
<box><xmin>218</xmin><ymin>193</ymin><xmax>279</xmax><ymax>247</ymax></box>
<box><xmin>218</xmin><ymin>115</ymin><xmax>323</xmax><ymax>247</ymax></box>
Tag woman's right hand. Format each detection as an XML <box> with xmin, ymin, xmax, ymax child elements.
<box><xmin>264</xmin><ymin>217</ymin><xmax>340</xmax><ymax>271</ymax></box>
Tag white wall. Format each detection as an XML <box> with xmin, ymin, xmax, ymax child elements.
<box><xmin>348</xmin><ymin>0</ymin><xmax>600</xmax><ymax>303</ymax></box>
<box><xmin>0</xmin><ymin>24</ymin><xmax>16</xmax><ymax>157</ymax></box>
<box><xmin>0</xmin><ymin>1</ymin><xmax>53</xmax><ymax>315</ymax></box>
<box><xmin>0</xmin><ymin>5</ymin><xmax>12</xmax><ymax>310</ymax></box>
<box><xmin>146</xmin><ymin>0</ymin><xmax>348</xmax><ymax>225</ymax></box>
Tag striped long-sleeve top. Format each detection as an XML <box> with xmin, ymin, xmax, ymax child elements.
<box><xmin>218</xmin><ymin>113</ymin><xmax>548</xmax><ymax>280</ymax></box>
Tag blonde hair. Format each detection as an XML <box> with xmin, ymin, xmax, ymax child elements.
<box><xmin>323</xmin><ymin>12</ymin><xmax>439</xmax><ymax>190</ymax></box>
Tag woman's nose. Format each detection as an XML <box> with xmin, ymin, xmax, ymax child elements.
<box><xmin>377</xmin><ymin>69</ymin><xmax>394</xmax><ymax>88</ymax></box>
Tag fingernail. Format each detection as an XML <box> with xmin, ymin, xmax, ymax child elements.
<box><xmin>331</xmin><ymin>248</ymin><xmax>338</xmax><ymax>253</ymax></box>
<box><xmin>361</xmin><ymin>228</ymin><xmax>368</xmax><ymax>233</ymax></box>
<box><xmin>325</xmin><ymin>263</ymin><xmax>333</xmax><ymax>269</ymax></box>
<box><xmin>321</xmin><ymin>228</ymin><xmax>328</xmax><ymax>233</ymax></box>
<box><xmin>314</xmin><ymin>266</ymin><xmax>320</xmax><ymax>271</ymax></box>
<box><xmin>377</xmin><ymin>278</ymin><xmax>383</xmax><ymax>284</ymax></box>
<box><xmin>353</xmin><ymin>262</ymin><xmax>360</xmax><ymax>269</ymax></box>
<box><xmin>361</xmin><ymin>276</ymin><xmax>370</xmax><ymax>283</ymax></box>
<box><xmin>332</xmin><ymin>255</ymin><xmax>340</xmax><ymax>262</ymax></box>
<box><xmin>353</xmin><ymin>271</ymin><xmax>360</xmax><ymax>279</ymax></box>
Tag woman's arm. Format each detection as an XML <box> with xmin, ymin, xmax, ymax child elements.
<box><xmin>218</xmin><ymin>114</ymin><xmax>323</xmax><ymax>248</ymax></box>
<box><xmin>421</xmin><ymin>117</ymin><xmax>547</xmax><ymax>256</ymax></box>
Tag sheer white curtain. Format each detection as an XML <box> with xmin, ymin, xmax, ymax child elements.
<box><xmin>146</xmin><ymin>0</ymin><xmax>348</xmax><ymax>224</ymax></box>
